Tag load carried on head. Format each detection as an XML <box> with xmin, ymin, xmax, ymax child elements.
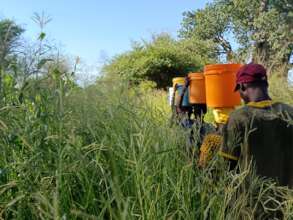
<box><xmin>170</xmin><ymin>64</ymin><xmax>242</xmax><ymax>125</ymax></box>
<box><xmin>170</xmin><ymin>72</ymin><xmax>212</xmax><ymax>155</ymax></box>
<box><xmin>172</xmin><ymin>77</ymin><xmax>190</xmax><ymax>108</ymax></box>
<box><xmin>199</xmin><ymin>63</ymin><xmax>242</xmax><ymax>167</ymax></box>
<box><xmin>204</xmin><ymin>64</ymin><xmax>241</xmax><ymax>108</ymax></box>
<box><xmin>171</xmin><ymin>73</ymin><xmax>208</xmax><ymax>123</ymax></box>
<box><xmin>169</xmin><ymin>64</ymin><xmax>243</xmax><ymax>165</ymax></box>
<box><xmin>188</xmin><ymin>72</ymin><xmax>206</xmax><ymax>105</ymax></box>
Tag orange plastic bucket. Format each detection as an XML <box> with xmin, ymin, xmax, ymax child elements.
<box><xmin>188</xmin><ymin>73</ymin><xmax>206</xmax><ymax>104</ymax></box>
<box><xmin>204</xmin><ymin>64</ymin><xmax>242</xmax><ymax>108</ymax></box>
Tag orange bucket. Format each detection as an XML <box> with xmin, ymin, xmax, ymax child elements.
<box><xmin>188</xmin><ymin>73</ymin><xmax>206</xmax><ymax>104</ymax></box>
<box><xmin>204</xmin><ymin>64</ymin><xmax>242</xmax><ymax>108</ymax></box>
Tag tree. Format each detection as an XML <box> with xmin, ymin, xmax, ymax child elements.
<box><xmin>180</xmin><ymin>2</ymin><xmax>233</xmax><ymax>61</ymax></box>
<box><xmin>0</xmin><ymin>19</ymin><xmax>24</xmax><ymax>100</ymax></box>
<box><xmin>0</xmin><ymin>19</ymin><xmax>24</xmax><ymax>68</ymax></box>
<box><xmin>102</xmin><ymin>34</ymin><xmax>216</xmax><ymax>89</ymax></box>
<box><xmin>180</xmin><ymin>0</ymin><xmax>293</xmax><ymax>75</ymax></box>
<box><xmin>228</xmin><ymin>0</ymin><xmax>292</xmax><ymax>73</ymax></box>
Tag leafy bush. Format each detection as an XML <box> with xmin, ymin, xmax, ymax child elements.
<box><xmin>102</xmin><ymin>34</ymin><xmax>216</xmax><ymax>89</ymax></box>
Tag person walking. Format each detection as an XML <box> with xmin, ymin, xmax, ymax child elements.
<box><xmin>176</xmin><ymin>76</ymin><xmax>215</xmax><ymax>156</ymax></box>
<box><xmin>219</xmin><ymin>63</ymin><xmax>293</xmax><ymax>187</ymax></box>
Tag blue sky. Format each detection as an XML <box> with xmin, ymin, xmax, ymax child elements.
<box><xmin>1</xmin><ymin>0</ymin><xmax>211</xmax><ymax>66</ymax></box>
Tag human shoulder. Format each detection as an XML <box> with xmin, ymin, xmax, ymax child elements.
<box><xmin>272</xmin><ymin>102</ymin><xmax>293</xmax><ymax>122</ymax></box>
<box><xmin>228</xmin><ymin>106</ymin><xmax>251</xmax><ymax>125</ymax></box>
<box><xmin>272</xmin><ymin>102</ymin><xmax>293</xmax><ymax>114</ymax></box>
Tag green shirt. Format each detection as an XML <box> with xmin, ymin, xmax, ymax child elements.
<box><xmin>220</xmin><ymin>102</ymin><xmax>293</xmax><ymax>187</ymax></box>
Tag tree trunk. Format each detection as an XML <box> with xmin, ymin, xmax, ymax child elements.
<box><xmin>278</xmin><ymin>47</ymin><xmax>292</xmax><ymax>77</ymax></box>
<box><xmin>252</xmin><ymin>0</ymin><xmax>270</xmax><ymax>72</ymax></box>
<box><xmin>216</xmin><ymin>35</ymin><xmax>233</xmax><ymax>62</ymax></box>
<box><xmin>253</xmin><ymin>41</ymin><xmax>270</xmax><ymax>67</ymax></box>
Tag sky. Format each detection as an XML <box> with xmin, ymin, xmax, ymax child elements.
<box><xmin>1</xmin><ymin>0</ymin><xmax>211</xmax><ymax>67</ymax></box>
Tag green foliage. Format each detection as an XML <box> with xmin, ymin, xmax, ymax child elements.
<box><xmin>0</xmin><ymin>78</ymin><xmax>292</xmax><ymax>219</ymax></box>
<box><xmin>180</xmin><ymin>2</ymin><xmax>233</xmax><ymax>60</ymax></box>
<box><xmin>180</xmin><ymin>0</ymin><xmax>293</xmax><ymax>73</ymax></box>
<box><xmin>228</xmin><ymin>0</ymin><xmax>293</xmax><ymax>69</ymax></box>
<box><xmin>137</xmin><ymin>80</ymin><xmax>157</xmax><ymax>92</ymax></box>
<box><xmin>102</xmin><ymin>34</ymin><xmax>216</xmax><ymax>89</ymax></box>
<box><xmin>38</xmin><ymin>32</ymin><xmax>46</xmax><ymax>41</ymax></box>
<box><xmin>0</xmin><ymin>19</ymin><xmax>24</xmax><ymax>69</ymax></box>
<box><xmin>269</xmin><ymin>74</ymin><xmax>293</xmax><ymax>105</ymax></box>
<box><xmin>0</xmin><ymin>7</ymin><xmax>292</xmax><ymax>220</ymax></box>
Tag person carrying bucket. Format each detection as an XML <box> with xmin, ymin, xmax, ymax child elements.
<box><xmin>199</xmin><ymin>63</ymin><xmax>293</xmax><ymax>186</ymax></box>
<box><xmin>176</xmin><ymin>76</ymin><xmax>197</xmax><ymax>127</ymax></box>
<box><xmin>176</xmin><ymin>75</ymin><xmax>208</xmax><ymax>124</ymax></box>
<box><xmin>171</xmin><ymin>76</ymin><xmax>193</xmax><ymax>127</ymax></box>
<box><xmin>218</xmin><ymin>63</ymin><xmax>293</xmax><ymax>188</ymax></box>
<box><xmin>176</xmin><ymin>74</ymin><xmax>215</xmax><ymax>154</ymax></box>
<box><xmin>198</xmin><ymin>64</ymin><xmax>242</xmax><ymax>167</ymax></box>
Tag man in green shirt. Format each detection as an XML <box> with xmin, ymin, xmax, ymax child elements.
<box><xmin>219</xmin><ymin>63</ymin><xmax>293</xmax><ymax>187</ymax></box>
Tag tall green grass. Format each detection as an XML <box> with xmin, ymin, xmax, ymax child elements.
<box><xmin>269</xmin><ymin>75</ymin><xmax>293</xmax><ymax>105</ymax></box>
<box><xmin>0</xmin><ymin>76</ymin><xmax>292</xmax><ymax>219</ymax></box>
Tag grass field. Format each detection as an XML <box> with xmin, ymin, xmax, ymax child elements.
<box><xmin>0</xmin><ymin>75</ymin><xmax>293</xmax><ymax>219</ymax></box>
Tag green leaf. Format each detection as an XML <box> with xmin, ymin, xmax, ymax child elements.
<box><xmin>38</xmin><ymin>32</ymin><xmax>46</xmax><ymax>40</ymax></box>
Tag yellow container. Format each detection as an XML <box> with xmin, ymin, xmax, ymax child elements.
<box><xmin>172</xmin><ymin>77</ymin><xmax>189</xmax><ymax>106</ymax></box>
<box><xmin>204</xmin><ymin>64</ymin><xmax>242</xmax><ymax>108</ymax></box>
<box><xmin>172</xmin><ymin>77</ymin><xmax>185</xmax><ymax>87</ymax></box>
<box><xmin>188</xmin><ymin>73</ymin><xmax>206</xmax><ymax>104</ymax></box>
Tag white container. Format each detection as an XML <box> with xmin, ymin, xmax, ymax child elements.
<box><xmin>168</xmin><ymin>87</ymin><xmax>174</xmax><ymax>106</ymax></box>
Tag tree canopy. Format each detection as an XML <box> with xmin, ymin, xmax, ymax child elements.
<box><xmin>180</xmin><ymin>0</ymin><xmax>293</xmax><ymax>75</ymax></box>
<box><xmin>0</xmin><ymin>19</ymin><xmax>24</xmax><ymax>68</ymax></box>
<box><xmin>102</xmin><ymin>34</ymin><xmax>217</xmax><ymax>89</ymax></box>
